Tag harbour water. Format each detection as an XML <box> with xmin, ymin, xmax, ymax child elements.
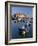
<box><xmin>10</xmin><ymin>20</ymin><xmax>33</xmax><ymax>39</ymax></box>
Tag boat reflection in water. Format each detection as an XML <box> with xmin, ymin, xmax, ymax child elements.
<box><xmin>19</xmin><ymin>26</ymin><xmax>29</xmax><ymax>38</ymax></box>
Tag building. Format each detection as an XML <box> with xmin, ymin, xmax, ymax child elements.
<box><xmin>16</xmin><ymin>13</ymin><xmax>29</xmax><ymax>19</ymax></box>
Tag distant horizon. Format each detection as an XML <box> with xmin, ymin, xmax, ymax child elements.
<box><xmin>11</xmin><ymin>12</ymin><xmax>33</xmax><ymax>18</ymax></box>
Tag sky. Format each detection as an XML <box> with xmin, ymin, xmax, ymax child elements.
<box><xmin>11</xmin><ymin>6</ymin><xmax>33</xmax><ymax>16</ymax></box>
